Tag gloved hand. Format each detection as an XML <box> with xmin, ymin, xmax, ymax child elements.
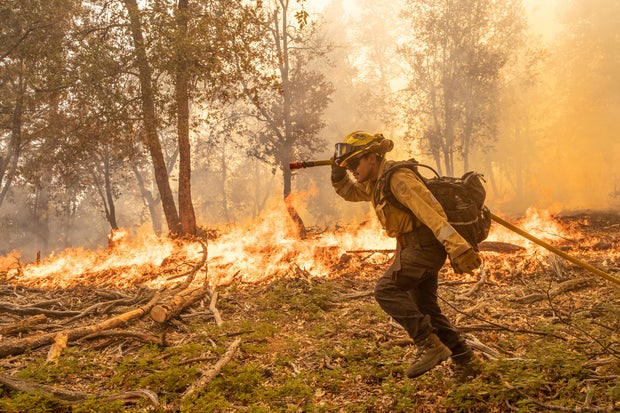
<box><xmin>451</xmin><ymin>248</ymin><xmax>482</xmax><ymax>274</ymax></box>
<box><xmin>331</xmin><ymin>158</ymin><xmax>347</xmax><ymax>183</ymax></box>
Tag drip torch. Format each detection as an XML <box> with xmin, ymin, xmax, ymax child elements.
<box><xmin>289</xmin><ymin>159</ymin><xmax>333</xmax><ymax>169</ymax></box>
<box><xmin>289</xmin><ymin>159</ymin><xmax>620</xmax><ymax>286</ymax></box>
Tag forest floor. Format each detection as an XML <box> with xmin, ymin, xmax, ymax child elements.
<box><xmin>0</xmin><ymin>211</ymin><xmax>619</xmax><ymax>413</ymax></box>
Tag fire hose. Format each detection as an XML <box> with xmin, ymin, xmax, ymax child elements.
<box><xmin>289</xmin><ymin>159</ymin><xmax>620</xmax><ymax>286</ymax></box>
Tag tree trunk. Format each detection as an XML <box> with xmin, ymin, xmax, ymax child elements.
<box><xmin>283</xmin><ymin>164</ymin><xmax>306</xmax><ymax>239</ymax></box>
<box><xmin>33</xmin><ymin>180</ymin><xmax>50</xmax><ymax>256</ymax></box>
<box><xmin>131</xmin><ymin>162</ymin><xmax>163</xmax><ymax>234</ymax></box>
<box><xmin>462</xmin><ymin>115</ymin><xmax>474</xmax><ymax>173</ymax></box>
<box><xmin>131</xmin><ymin>148</ymin><xmax>179</xmax><ymax>235</ymax></box>
<box><xmin>483</xmin><ymin>156</ymin><xmax>499</xmax><ymax>199</ymax></box>
<box><xmin>443</xmin><ymin>102</ymin><xmax>456</xmax><ymax>177</ymax></box>
<box><xmin>219</xmin><ymin>149</ymin><xmax>230</xmax><ymax>222</ymax></box>
<box><xmin>175</xmin><ymin>0</ymin><xmax>196</xmax><ymax>236</ymax></box>
<box><xmin>123</xmin><ymin>0</ymin><xmax>181</xmax><ymax>236</ymax></box>
<box><xmin>428</xmin><ymin>81</ymin><xmax>444</xmax><ymax>176</ymax></box>
<box><xmin>103</xmin><ymin>149</ymin><xmax>119</xmax><ymax>230</ymax></box>
<box><xmin>0</xmin><ymin>63</ymin><xmax>24</xmax><ymax>207</ymax></box>
<box><xmin>276</xmin><ymin>6</ymin><xmax>306</xmax><ymax>239</ymax></box>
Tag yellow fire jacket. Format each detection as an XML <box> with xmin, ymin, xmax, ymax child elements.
<box><xmin>332</xmin><ymin>157</ymin><xmax>471</xmax><ymax>259</ymax></box>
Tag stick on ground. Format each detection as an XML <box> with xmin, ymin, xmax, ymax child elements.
<box><xmin>182</xmin><ymin>337</ymin><xmax>242</xmax><ymax>399</ymax></box>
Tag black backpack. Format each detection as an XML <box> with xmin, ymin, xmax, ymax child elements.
<box><xmin>380</xmin><ymin>159</ymin><xmax>492</xmax><ymax>251</ymax></box>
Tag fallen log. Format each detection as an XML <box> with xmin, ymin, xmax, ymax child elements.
<box><xmin>0</xmin><ymin>292</ymin><xmax>161</xmax><ymax>358</ymax></box>
<box><xmin>79</xmin><ymin>329</ymin><xmax>164</xmax><ymax>346</ymax></box>
<box><xmin>513</xmin><ymin>277</ymin><xmax>595</xmax><ymax>304</ymax></box>
<box><xmin>149</xmin><ymin>286</ymin><xmax>210</xmax><ymax>323</ymax></box>
<box><xmin>478</xmin><ymin>241</ymin><xmax>525</xmax><ymax>253</ymax></box>
<box><xmin>0</xmin><ymin>314</ymin><xmax>48</xmax><ymax>336</ymax></box>
<box><xmin>63</xmin><ymin>290</ymin><xmax>147</xmax><ymax>324</ymax></box>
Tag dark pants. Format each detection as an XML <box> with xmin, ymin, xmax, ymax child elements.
<box><xmin>374</xmin><ymin>226</ymin><xmax>468</xmax><ymax>354</ymax></box>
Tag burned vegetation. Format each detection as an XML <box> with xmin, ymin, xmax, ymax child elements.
<box><xmin>0</xmin><ymin>211</ymin><xmax>619</xmax><ymax>412</ymax></box>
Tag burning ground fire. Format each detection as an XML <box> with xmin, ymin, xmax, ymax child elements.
<box><xmin>0</xmin><ymin>205</ymin><xmax>581</xmax><ymax>290</ymax></box>
<box><xmin>486</xmin><ymin>207</ymin><xmax>572</xmax><ymax>245</ymax></box>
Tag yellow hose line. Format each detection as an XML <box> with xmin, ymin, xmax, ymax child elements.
<box><xmin>490</xmin><ymin>212</ymin><xmax>620</xmax><ymax>286</ymax></box>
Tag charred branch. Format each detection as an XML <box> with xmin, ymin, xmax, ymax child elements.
<box><xmin>0</xmin><ymin>302</ymin><xmax>81</xmax><ymax>318</ymax></box>
<box><xmin>513</xmin><ymin>277</ymin><xmax>596</xmax><ymax>304</ymax></box>
<box><xmin>0</xmin><ymin>373</ymin><xmax>159</xmax><ymax>406</ymax></box>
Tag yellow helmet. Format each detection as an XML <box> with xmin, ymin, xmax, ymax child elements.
<box><xmin>335</xmin><ymin>131</ymin><xmax>390</xmax><ymax>167</ymax></box>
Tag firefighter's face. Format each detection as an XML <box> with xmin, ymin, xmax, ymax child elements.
<box><xmin>347</xmin><ymin>153</ymin><xmax>378</xmax><ymax>183</ymax></box>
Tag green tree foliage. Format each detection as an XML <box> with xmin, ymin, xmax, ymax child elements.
<box><xmin>3</xmin><ymin>0</ymin><xmax>329</xmax><ymax>251</ymax></box>
<box><xmin>120</xmin><ymin>0</ymin><xmax>272</xmax><ymax>236</ymax></box>
<box><xmin>0</xmin><ymin>0</ymin><xmax>76</xmax><ymax>204</ymax></box>
<box><xmin>398</xmin><ymin>0</ymin><xmax>526</xmax><ymax>176</ymax></box>
<box><xmin>2</xmin><ymin>0</ymin><xmax>282</xmax><ymax>249</ymax></box>
<box><xmin>0</xmin><ymin>0</ymin><xmax>83</xmax><ymax>253</ymax></box>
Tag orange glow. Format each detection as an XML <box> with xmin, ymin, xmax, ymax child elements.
<box><xmin>5</xmin><ymin>201</ymin><xmax>394</xmax><ymax>290</ymax></box>
<box><xmin>3</xmin><ymin>203</ymin><xmax>582</xmax><ymax>290</ymax></box>
<box><xmin>7</xmin><ymin>226</ymin><xmax>176</xmax><ymax>289</ymax></box>
<box><xmin>0</xmin><ymin>250</ymin><xmax>21</xmax><ymax>274</ymax></box>
<box><xmin>487</xmin><ymin>207</ymin><xmax>576</xmax><ymax>248</ymax></box>
<box><xmin>205</xmin><ymin>201</ymin><xmax>393</xmax><ymax>286</ymax></box>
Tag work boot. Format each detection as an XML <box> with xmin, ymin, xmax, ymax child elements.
<box><xmin>406</xmin><ymin>333</ymin><xmax>452</xmax><ymax>378</ymax></box>
<box><xmin>451</xmin><ymin>349</ymin><xmax>482</xmax><ymax>383</ymax></box>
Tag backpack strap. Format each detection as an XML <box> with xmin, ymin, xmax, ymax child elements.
<box><xmin>380</xmin><ymin>158</ymin><xmax>438</xmax><ymax>212</ymax></box>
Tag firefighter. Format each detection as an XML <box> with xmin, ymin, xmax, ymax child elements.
<box><xmin>331</xmin><ymin>131</ymin><xmax>482</xmax><ymax>381</ymax></box>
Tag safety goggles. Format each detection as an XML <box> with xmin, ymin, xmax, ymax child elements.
<box><xmin>334</xmin><ymin>143</ymin><xmax>358</xmax><ymax>159</ymax></box>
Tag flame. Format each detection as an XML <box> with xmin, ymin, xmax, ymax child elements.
<box><xmin>2</xmin><ymin>203</ymin><xmax>583</xmax><ymax>290</ymax></box>
<box><xmin>0</xmin><ymin>250</ymin><xmax>21</xmax><ymax>273</ymax></box>
<box><xmin>206</xmin><ymin>202</ymin><xmax>393</xmax><ymax>286</ymax></box>
<box><xmin>4</xmin><ymin>201</ymin><xmax>394</xmax><ymax>290</ymax></box>
<box><xmin>487</xmin><ymin>207</ymin><xmax>576</xmax><ymax>247</ymax></box>
<box><xmin>7</xmin><ymin>226</ymin><xmax>177</xmax><ymax>289</ymax></box>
